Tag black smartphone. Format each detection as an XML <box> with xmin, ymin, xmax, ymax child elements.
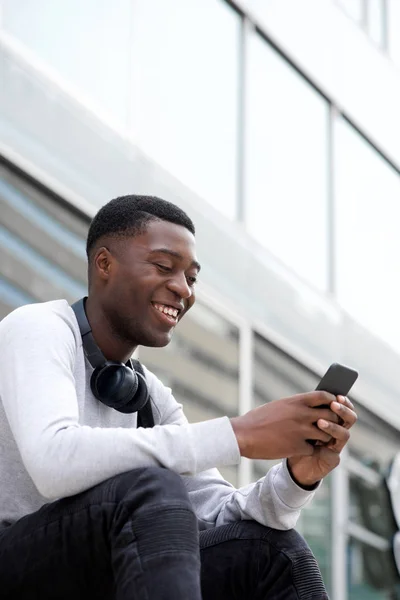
<box><xmin>307</xmin><ymin>363</ymin><xmax>358</xmax><ymax>445</ymax></box>
<box><xmin>315</xmin><ymin>362</ymin><xmax>359</xmax><ymax>397</ymax></box>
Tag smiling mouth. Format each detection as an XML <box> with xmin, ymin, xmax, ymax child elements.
<box><xmin>152</xmin><ymin>302</ymin><xmax>180</xmax><ymax>326</ymax></box>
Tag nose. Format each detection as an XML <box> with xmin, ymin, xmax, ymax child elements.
<box><xmin>166</xmin><ymin>272</ymin><xmax>193</xmax><ymax>300</ymax></box>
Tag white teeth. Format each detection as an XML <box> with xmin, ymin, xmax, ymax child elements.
<box><xmin>154</xmin><ymin>303</ymin><xmax>178</xmax><ymax>319</ymax></box>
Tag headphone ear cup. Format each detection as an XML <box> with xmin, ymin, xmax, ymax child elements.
<box><xmin>91</xmin><ymin>362</ymin><xmax>138</xmax><ymax>410</ymax></box>
<box><xmin>90</xmin><ymin>362</ymin><xmax>149</xmax><ymax>414</ymax></box>
<box><xmin>117</xmin><ymin>372</ymin><xmax>149</xmax><ymax>414</ymax></box>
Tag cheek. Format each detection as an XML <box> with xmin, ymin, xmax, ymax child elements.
<box><xmin>186</xmin><ymin>293</ymin><xmax>196</xmax><ymax>311</ymax></box>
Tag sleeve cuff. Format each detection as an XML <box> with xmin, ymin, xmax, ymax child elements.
<box><xmin>271</xmin><ymin>460</ymin><xmax>321</xmax><ymax>509</ymax></box>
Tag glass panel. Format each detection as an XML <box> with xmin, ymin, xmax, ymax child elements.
<box><xmin>130</xmin><ymin>0</ymin><xmax>240</xmax><ymax>220</ymax></box>
<box><xmin>0</xmin><ymin>277</ymin><xmax>35</xmax><ymax>308</ymax></box>
<box><xmin>0</xmin><ymin>178</ymin><xmax>86</xmax><ymax>259</ymax></box>
<box><xmin>1</xmin><ymin>0</ymin><xmax>131</xmax><ymax>126</ymax></box>
<box><xmin>0</xmin><ymin>225</ymin><xmax>86</xmax><ymax>299</ymax></box>
<box><xmin>139</xmin><ymin>301</ymin><xmax>240</xmax><ymax>485</ymax></box>
<box><xmin>348</xmin><ymin>536</ymin><xmax>400</xmax><ymax>599</ymax></box>
<box><xmin>252</xmin><ymin>332</ymin><xmax>332</xmax><ymax>591</ymax></box>
<box><xmin>0</xmin><ymin>165</ymin><xmax>88</xmax><ymax>311</ymax></box>
<box><xmin>336</xmin><ymin>0</ymin><xmax>365</xmax><ymax>23</ymax></box>
<box><xmin>367</xmin><ymin>0</ymin><xmax>386</xmax><ymax>47</ymax></box>
<box><xmin>387</xmin><ymin>0</ymin><xmax>400</xmax><ymax>65</ymax></box>
<box><xmin>245</xmin><ymin>32</ymin><xmax>329</xmax><ymax>290</ymax></box>
<box><xmin>348</xmin><ymin>415</ymin><xmax>400</xmax><ymax>471</ymax></box>
<box><xmin>349</xmin><ymin>472</ymin><xmax>396</xmax><ymax>535</ymax></box>
<box><xmin>334</xmin><ymin>117</ymin><xmax>400</xmax><ymax>354</ymax></box>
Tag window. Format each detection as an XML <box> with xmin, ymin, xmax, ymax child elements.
<box><xmin>335</xmin><ymin>0</ymin><xmax>365</xmax><ymax>23</ymax></box>
<box><xmin>129</xmin><ymin>0</ymin><xmax>240</xmax><ymax>220</ymax></box>
<box><xmin>139</xmin><ymin>301</ymin><xmax>240</xmax><ymax>485</ymax></box>
<box><xmin>0</xmin><ymin>278</ymin><xmax>35</xmax><ymax>319</ymax></box>
<box><xmin>1</xmin><ymin>0</ymin><xmax>131</xmax><ymax>127</ymax></box>
<box><xmin>251</xmin><ymin>332</ymin><xmax>332</xmax><ymax>591</ymax></box>
<box><xmin>245</xmin><ymin>33</ymin><xmax>330</xmax><ymax>290</ymax></box>
<box><xmin>388</xmin><ymin>0</ymin><xmax>400</xmax><ymax>65</ymax></box>
<box><xmin>334</xmin><ymin>117</ymin><xmax>400</xmax><ymax>354</ymax></box>
<box><xmin>348</xmin><ymin>536</ymin><xmax>398</xmax><ymax>599</ymax></box>
<box><xmin>347</xmin><ymin>411</ymin><xmax>400</xmax><ymax>598</ymax></box>
<box><xmin>367</xmin><ymin>0</ymin><xmax>387</xmax><ymax>48</ymax></box>
<box><xmin>0</xmin><ymin>162</ymin><xmax>88</xmax><ymax>315</ymax></box>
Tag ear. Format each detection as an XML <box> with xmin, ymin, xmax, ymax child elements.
<box><xmin>94</xmin><ymin>247</ymin><xmax>113</xmax><ymax>281</ymax></box>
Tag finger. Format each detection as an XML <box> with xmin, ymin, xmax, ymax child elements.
<box><xmin>312</xmin><ymin>408</ymin><xmax>340</xmax><ymax>424</ymax></box>
<box><xmin>317</xmin><ymin>419</ymin><xmax>350</xmax><ymax>453</ymax></box>
<box><xmin>337</xmin><ymin>395</ymin><xmax>355</xmax><ymax>411</ymax></box>
<box><xmin>306</xmin><ymin>425</ymin><xmax>333</xmax><ymax>444</ymax></box>
<box><xmin>305</xmin><ymin>391</ymin><xmax>336</xmax><ymax>408</ymax></box>
<box><xmin>291</xmin><ymin>441</ymin><xmax>315</xmax><ymax>457</ymax></box>
<box><xmin>330</xmin><ymin>401</ymin><xmax>357</xmax><ymax>429</ymax></box>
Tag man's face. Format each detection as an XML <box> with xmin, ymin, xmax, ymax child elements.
<box><xmin>96</xmin><ymin>220</ymin><xmax>199</xmax><ymax>348</ymax></box>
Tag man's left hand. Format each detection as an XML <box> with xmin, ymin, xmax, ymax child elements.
<box><xmin>287</xmin><ymin>395</ymin><xmax>357</xmax><ymax>488</ymax></box>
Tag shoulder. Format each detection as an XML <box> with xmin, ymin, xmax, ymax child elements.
<box><xmin>137</xmin><ymin>362</ymin><xmax>188</xmax><ymax>426</ymax></box>
<box><xmin>0</xmin><ymin>299</ymin><xmax>81</xmax><ymax>347</ymax></box>
<box><xmin>139</xmin><ymin>363</ymin><xmax>169</xmax><ymax>396</ymax></box>
<box><xmin>138</xmin><ymin>362</ymin><xmax>175</xmax><ymax>422</ymax></box>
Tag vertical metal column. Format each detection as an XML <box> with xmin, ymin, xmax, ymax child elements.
<box><xmin>236</xmin><ymin>15</ymin><xmax>252</xmax><ymax>225</ymax></box>
<box><xmin>331</xmin><ymin>447</ymin><xmax>350</xmax><ymax>600</ymax></box>
<box><xmin>238</xmin><ymin>322</ymin><xmax>253</xmax><ymax>487</ymax></box>
<box><xmin>327</xmin><ymin>103</ymin><xmax>337</xmax><ymax>297</ymax></box>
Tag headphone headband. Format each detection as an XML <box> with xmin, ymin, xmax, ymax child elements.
<box><xmin>70</xmin><ymin>297</ymin><xmax>152</xmax><ymax>418</ymax></box>
<box><xmin>71</xmin><ymin>297</ymin><xmax>105</xmax><ymax>369</ymax></box>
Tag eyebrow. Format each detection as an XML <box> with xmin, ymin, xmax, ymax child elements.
<box><xmin>149</xmin><ymin>248</ymin><xmax>201</xmax><ymax>272</ymax></box>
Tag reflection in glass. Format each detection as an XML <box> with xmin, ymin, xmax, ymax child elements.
<box><xmin>388</xmin><ymin>0</ymin><xmax>400</xmax><ymax>65</ymax></box>
<box><xmin>252</xmin><ymin>332</ymin><xmax>331</xmax><ymax>590</ymax></box>
<box><xmin>139</xmin><ymin>301</ymin><xmax>240</xmax><ymax>485</ymax></box>
<box><xmin>245</xmin><ymin>32</ymin><xmax>329</xmax><ymax>290</ymax></box>
<box><xmin>2</xmin><ymin>0</ymin><xmax>131</xmax><ymax>126</ymax></box>
<box><xmin>348</xmin><ymin>536</ymin><xmax>400</xmax><ymax>599</ymax></box>
<box><xmin>130</xmin><ymin>0</ymin><xmax>240</xmax><ymax>219</ymax></box>
<box><xmin>0</xmin><ymin>277</ymin><xmax>35</xmax><ymax>319</ymax></box>
<box><xmin>0</xmin><ymin>165</ymin><xmax>88</xmax><ymax>312</ymax></box>
<box><xmin>367</xmin><ymin>0</ymin><xmax>386</xmax><ymax>48</ymax></box>
<box><xmin>334</xmin><ymin>117</ymin><xmax>400</xmax><ymax>354</ymax></box>
<box><xmin>335</xmin><ymin>0</ymin><xmax>365</xmax><ymax>23</ymax></box>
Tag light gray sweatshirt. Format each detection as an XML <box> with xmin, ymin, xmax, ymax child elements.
<box><xmin>0</xmin><ymin>300</ymin><xmax>317</xmax><ymax>530</ymax></box>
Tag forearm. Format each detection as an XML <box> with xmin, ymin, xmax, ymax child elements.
<box><xmin>24</xmin><ymin>418</ymin><xmax>239</xmax><ymax>500</ymax></box>
<box><xmin>189</xmin><ymin>461</ymin><xmax>318</xmax><ymax>531</ymax></box>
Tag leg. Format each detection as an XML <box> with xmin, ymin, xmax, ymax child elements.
<box><xmin>200</xmin><ymin>521</ymin><xmax>329</xmax><ymax>600</ymax></box>
<box><xmin>0</xmin><ymin>467</ymin><xmax>201</xmax><ymax>600</ymax></box>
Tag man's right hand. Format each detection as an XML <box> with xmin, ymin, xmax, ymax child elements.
<box><xmin>230</xmin><ymin>391</ymin><xmax>338</xmax><ymax>459</ymax></box>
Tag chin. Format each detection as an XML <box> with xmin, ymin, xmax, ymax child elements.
<box><xmin>140</xmin><ymin>331</ymin><xmax>173</xmax><ymax>348</ymax></box>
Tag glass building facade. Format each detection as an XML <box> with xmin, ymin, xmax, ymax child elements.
<box><xmin>1</xmin><ymin>1</ymin><xmax>400</xmax><ymax>598</ymax></box>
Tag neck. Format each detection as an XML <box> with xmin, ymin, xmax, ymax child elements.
<box><xmin>84</xmin><ymin>295</ymin><xmax>137</xmax><ymax>363</ymax></box>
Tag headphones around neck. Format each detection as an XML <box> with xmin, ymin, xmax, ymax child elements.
<box><xmin>71</xmin><ymin>297</ymin><xmax>149</xmax><ymax>414</ymax></box>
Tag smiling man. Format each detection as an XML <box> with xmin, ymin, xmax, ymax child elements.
<box><xmin>0</xmin><ymin>195</ymin><xmax>357</xmax><ymax>600</ymax></box>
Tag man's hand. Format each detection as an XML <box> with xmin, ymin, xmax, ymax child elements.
<box><xmin>287</xmin><ymin>396</ymin><xmax>357</xmax><ymax>487</ymax></box>
<box><xmin>230</xmin><ymin>391</ymin><xmax>341</xmax><ymax>460</ymax></box>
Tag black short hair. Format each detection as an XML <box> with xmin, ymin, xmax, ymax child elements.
<box><xmin>86</xmin><ymin>194</ymin><xmax>195</xmax><ymax>260</ymax></box>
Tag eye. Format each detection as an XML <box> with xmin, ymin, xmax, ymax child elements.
<box><xmin>155</xmin><ymin>263</ymin><xmax>172</xmax><ymax>273</ymax></box>
<box><xmin>186</xmin><ymin>276</ymin><xmax>198</xmax><ymax>286</ymax></box>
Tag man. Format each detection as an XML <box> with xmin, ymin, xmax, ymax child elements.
<box><xmin>0</xmin><ymin>195</ymin><xmax>357</xmax><ymax>599</ymax></box>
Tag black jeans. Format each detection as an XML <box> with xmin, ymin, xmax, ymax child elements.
<box><xmin>0</xmin><ymin>467</ymin><xmax>329</xmax><ymax>599</ymax></box>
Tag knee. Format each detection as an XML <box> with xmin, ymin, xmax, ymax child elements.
<box><xmin>260</xmin><ymin>527</ymin><xmax>327</xmax><ymax>599</ymax></box>
<box><xmin>108</xmin><ymin>468</ymin><xmax>199</xmax><ymax>558</ymax></box>
<box><xmin>108</xmin><ymin>466</ymin><xmax>192</xmax><ymax>511</ymax></box>
<box><xmin>262</xmin><ymin>526</ymin><xmax>312</xmax><ymax>556</ymax></box>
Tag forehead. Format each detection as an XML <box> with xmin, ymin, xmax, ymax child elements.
<box><xmin>129</xmin><ymin>219</ymin><xmax>197</xmax><ymax>260</ymax></box>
